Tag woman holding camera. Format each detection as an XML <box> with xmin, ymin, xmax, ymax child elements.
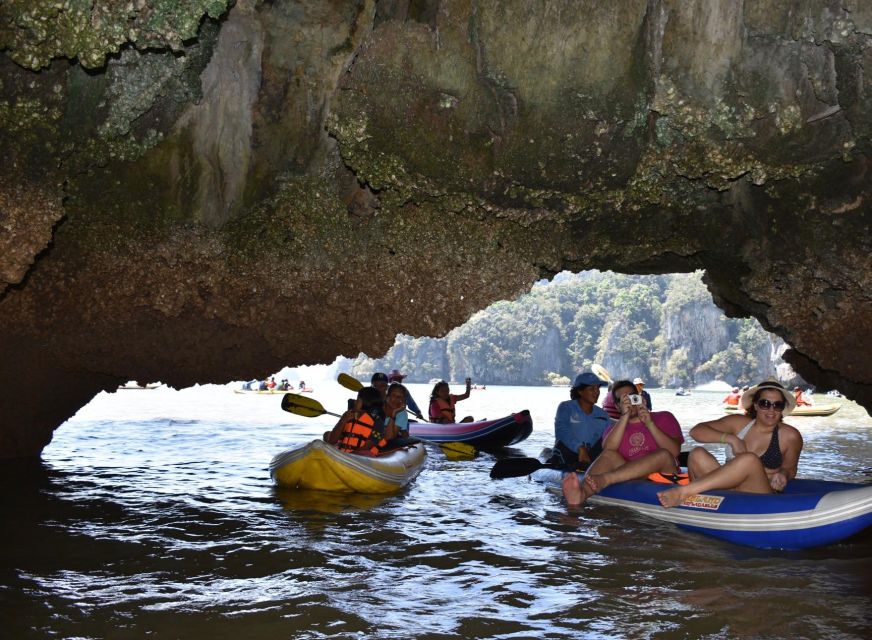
<box><xmin>562</xmin><ymin>379</ymin><xmax>684</xmax><ymax>507</ymax></box>
<box><xmin>657</xmin><ymin>380</ymin><xmax>803</xmax><ymax>508</ymax></box>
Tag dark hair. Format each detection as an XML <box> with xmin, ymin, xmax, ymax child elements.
<box><xmin>387</xmin><ymin>382</ymin><xmax>407</xmax><ymax>398</ymax></box>
<box><xmin>611</xmin><ymin>379</ymin><xmax>636</xmax><ymax>404</ymax></box>
<box><xmin>357</xmin><ymin>386</ymin><xmax>385</xmax><ymax>414</ymax></box>
<box><xmin>430</xmin><ymin>381</ymin><xmax>448</xmax><ymax>402</ymax></box>
<box><xmin>570</xmin><ymin>383</ymin><xmax>599</xmax><ymax>400</ymax></box>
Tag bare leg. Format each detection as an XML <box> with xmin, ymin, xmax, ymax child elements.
<box><xmin>658</xmin><ymin>452</ymin><xmax>771</xmax><ymax>508</ymax></box>
<box><xmin>587</xmin><ymin>449</ymin><xmax>676</xmax><ymax>493</ymax></box>
<box><xmin>562</xmin><ymin>450</ymin><xmax>623</xmax><ymax>507</ymax></box>
<box><xmin>687</xmin><ymin>446</ymin><xmax>720</xmax><ymax>481</ymax></box>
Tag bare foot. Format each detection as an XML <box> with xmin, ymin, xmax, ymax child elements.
<box><xmin>562</xmin><ymin>473</ymin><xmax>584</xmax><ymax>507</ymax></box>
<box><xmin>657</xmin><ymin>486</ymin><xmax>687</xmax><ymax>508</ymax></box>
<box><xmin>584</xmin><ymin>473</ymin><xmax>608</xmax><ymax>495</ymax></box>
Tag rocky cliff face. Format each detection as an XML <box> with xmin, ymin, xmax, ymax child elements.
<box><xmin>1</xmin><ymin>1</ymin><xmax>871</xmax><ymax>457</ymax></box>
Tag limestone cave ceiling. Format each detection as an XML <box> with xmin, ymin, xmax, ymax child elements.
<box><xmin>1</xmin><ymin>0</ymin><xmax>871</xmax><ymax>458</ymax></box>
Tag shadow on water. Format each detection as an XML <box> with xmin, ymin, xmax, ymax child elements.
<box><xmin>273</xmin><ymin>486</ymin><xmax>392</xmax><ymax>513</ymax></box>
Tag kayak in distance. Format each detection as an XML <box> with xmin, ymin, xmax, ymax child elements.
<box><xmin>724</xmin><ymin>403</ymin><xmax>841</xmax><ymax>417</ymax></box>
<box><xmin>269</xmin><ymin>439</ymin><xmax>427</xmax><ymax>494</ymax></box>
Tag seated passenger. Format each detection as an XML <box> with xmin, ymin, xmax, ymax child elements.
<box><xmin>723</xmin><ymin>387</ymin><xmax>741</xmax><ymax>406</ymax></box>
<box><xmin>657</xmin><ymin>380</ymin><xmax>803</xmax><ymax>507</ymax></box>
<box><xmin>601</xmin><ymin>386</ymin><xmax>621</xmax><ymax>419</ymax></box>
<box><xmin>388</xmin><ymin>369</ymin><xmax>424</xmax><ymax>418</ymax></box>
<box><xmin>563</xmin><ymin>379</ymin><xmax>684</xmax><ymax>507</ymax></box>
<box><xmin>370</xmin><ymin>372</ymin><xmax>390</xmax><ymax>399</ymax></box>
<box><xmin>385</xmin><ymin>382</ymin><xmax>410</xmax><ymax>437</ymax></box>
<box><xmin>326</xmin><ymin>386</ymin><xmax>398</xmax><ymax>454</ymax></box>
<box><xmin>793</xmin><ymin>386</ymin><xmax>814</xmax><ymax>406</ymax></box>
<box><xmin>633</xmin><ymin>377</ymin><xmax>652</xmax><ymax>409</ymax></box>
<box><xmin>550</xmin><ymin>372</ymin><xmax>611</xmax><ymax>471</ymax></box>
<box><xmin>429</xmin><ymin>378</ymin><xmax>473</xmax><ymax>423</ymax></box>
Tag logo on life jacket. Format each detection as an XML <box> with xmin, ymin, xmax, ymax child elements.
<box><xmin>337</xmin><ymin>412</ymin><xmax>388</xmax><ymax>455</ymax></box>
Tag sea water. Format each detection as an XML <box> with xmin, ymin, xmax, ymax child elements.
<box><xmin>2</xmin><ymin>384</ymin><xmax>871</xmax><ymax>639</ymax></box>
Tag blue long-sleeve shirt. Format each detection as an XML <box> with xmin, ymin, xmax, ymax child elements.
<box><xmin>554</xmin><ymin>400</ymin><xmax>611</xmax><ymax>452</ymax></box>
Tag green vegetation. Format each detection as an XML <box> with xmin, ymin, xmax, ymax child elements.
<box><xmin>354</xmin><ymin>271</ymin><xmax>776</xmax><ymax>387</ymax></box>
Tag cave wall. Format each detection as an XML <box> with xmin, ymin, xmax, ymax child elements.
<box><xmin>1</xmin><ymin>0</ymin><xmax>870</xmax><ymax>457</ymax></box>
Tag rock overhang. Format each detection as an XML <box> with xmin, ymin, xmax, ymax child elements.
<box><xmin>0</xmin><ymin>0</ymin><xmax>870</xmax><ymax>458</ymax></box>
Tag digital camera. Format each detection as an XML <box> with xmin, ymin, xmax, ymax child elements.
<box><xmin>628</xmin><ymin>394</ymin><xmax>643</xmax><ymax>406</ymax></box>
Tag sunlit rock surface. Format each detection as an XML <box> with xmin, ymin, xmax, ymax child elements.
<box><xmin>1</xmin><ymin>0</ymin><xmax>870</xmax><ymax>457</ymax></box>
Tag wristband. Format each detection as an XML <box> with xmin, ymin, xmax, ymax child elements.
<box><xmin>720</xmin><ymin>432</ymin><xmax>727</xmax><ymax>444</ymax></box>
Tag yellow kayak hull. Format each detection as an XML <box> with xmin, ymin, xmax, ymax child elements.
<box><xmin>724</xmin><ymin>403</ymin><xmax>841</xmax><ymax>417</ymax></box>
<box><xmin>269</xmin><ymin>439</ymin><xmax>427</xmax><ymax>493</ymax></box>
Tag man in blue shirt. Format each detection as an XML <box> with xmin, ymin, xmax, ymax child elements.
<box><xmin>551</xmin><ymin>371</ymin><xmax>611</xmax><ymax>470</ymax></box>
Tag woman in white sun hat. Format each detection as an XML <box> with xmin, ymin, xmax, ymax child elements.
<box><xmin>657</xmin><ymin>379</ymin><xmax>803</xmax><ymax>508</ymax></box>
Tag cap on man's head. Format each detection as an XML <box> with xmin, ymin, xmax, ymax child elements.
<box><xmin>388</xmin><ymin>369</ymin><xmax>406</xmax><ymax>382</ymax></box>
<box><xmin>371</xmin><ymin>372</ymin><xmax>389</xmax><ymax>384</ymax></box>
<box><xmin>573</xmin><ymin>372</ymin><xmax>608</xmax><ymax>389</ymax></box>
<box><xmin>633</xmin><ymin>377</ymin><xmax>644</xmax><ymax>385</ymax></box>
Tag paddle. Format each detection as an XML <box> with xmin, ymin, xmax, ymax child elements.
<box><xmin>490</xmin><ymin>457</ymin><xmax>565</xmax><ymax>479</ymax></box>
<box><xmin>592</xmin><ymin>364</ymin><xmax>613</xmax><ymax>383</ymax></box>
<box><xmin>490</xmin><ymin>450</ymin><xmax>691</xmax><ymax>479</ymax></box>
<box><xmin>337</xmin><ymin>372</ymin><xmax>428</xmax><ymax>421</ymax></box>
<box><xmin>281</xmin><ymin>393</ymin><xmax>476</xmax><ymax>459</ymax></box>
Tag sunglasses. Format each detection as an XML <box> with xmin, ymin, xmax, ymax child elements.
<box><xmin>756</xmin><ymin>399</ymin><xmax>786</xmax><ymax>411</ymax></box>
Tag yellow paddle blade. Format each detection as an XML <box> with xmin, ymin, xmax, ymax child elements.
<box><xmin>439</xmin><ymin>441</ymin><xmax>476</xmax><ymax>460</ymax></box>
<box><xmin>592</xmin><ymin>364</ymin><xmax>612</xmax><ymax>383</ymax></box>
<box><xmin>281</xmin><ymin>393</ymin><xmax>330</xmax><ymax>417</ymax></box>
<box><xmin>337</xmin><ymin>373</ymin><xmax>364</xmax><ymax>392</ymax></box>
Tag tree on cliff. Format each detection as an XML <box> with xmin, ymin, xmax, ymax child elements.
<box><xmin>353</xmin><ymin>271</ymin><xmax>782</xmax><ymax>386</ymax></box>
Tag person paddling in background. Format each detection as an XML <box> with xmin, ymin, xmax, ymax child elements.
<box><xmin>562</xmin><ymin>379</ymin><xmax>684</xmax><ymax>507</ymax></box>
<box><xmin>657</xmin><ymin>380</ymin><xmax>803</xmax><ymax>508</ymax></box>
<box><xmin>550</xmin><ymin>372</ymin><xmax>611</xmax><ymax>471</ymax></box>
<box><xmin>429</xmin><ymin>378</ymin><xmax>474</xmax><ymax>423</ymax></box>
<box><xmin>326</xmin><ymin>386</ymin><xmax>399</xmax><ymax>454</ymax></box>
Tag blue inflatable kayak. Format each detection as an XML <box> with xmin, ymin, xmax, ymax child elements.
<box><xmin>533</xmin><ymin>469</ymin><xmax>872</xmax><ymax>550</ymax></box>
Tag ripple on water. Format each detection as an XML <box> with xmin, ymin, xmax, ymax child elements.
<box><xmin>4</xmin><ymin>386</ymin><xmax>872</xmax><ymax>639</ymax></box>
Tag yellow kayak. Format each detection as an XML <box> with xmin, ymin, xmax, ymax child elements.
<box><xmin>269</xmin><ymin>439</ymin><xmax>427</xmax><ymax>493</ymax></box>
<box><xmin>724</xmin><ymin>403</ymin><xmax>841</xmax><ymax>417</ymax></box>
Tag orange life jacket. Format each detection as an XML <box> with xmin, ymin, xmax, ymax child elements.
<box><xmin>647</xmin><ymin>472</ymin><xmax>690</xmax><ymax>485</ymax></box>
<box><xmin>337</xmin><ymin>412</ymin><xmax>388</xmax><ymax>456</ymax></box>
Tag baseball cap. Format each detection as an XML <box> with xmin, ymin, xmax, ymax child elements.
<box><xmin>371</xmin><ymin>372</ymin><xmax>389</xmax><ymax>384</ymax></box>
<box><xmin>633</xmin><ymin>377</ymin><xmax>644</xmax><ymax>385</ymax></box>
<box><xmin>573</xmin><ymin>372</ymin><xmax>608</xmax><ymax>388</ymax></box>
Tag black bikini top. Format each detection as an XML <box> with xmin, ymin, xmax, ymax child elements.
<box><xmin>759</xmin><ymin>424</ymin><xmax>783</xmax><ymax>470</ymax></box>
